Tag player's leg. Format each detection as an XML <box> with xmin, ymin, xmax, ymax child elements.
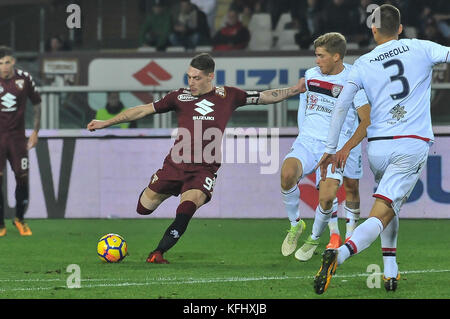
<box><xmin>148</xmin><ymin>189</ymin><xmax>207</xmax><ymax>263</ymax></box>
<box><xmin>314</xmin><ymin>198</ymin><xmax>393</xmax><ymax>295</ymax></box>
<box><xmin>381</xmin><ymin>214</ymin><xmax>400</xmax><ymax>291</ymax></box>
<box><xmin>342</xmin><ymin>177</ymin><xmax>360</xmax><ymax>242</ymax></box>
<box><xmin>136</xmin><ymin>186</ymin><xmax>172</xmax><ymax>216</ymax></box>
<box><xmin>336</xmin><ymin>139</ymin><xmax>428</xmax><ymax>265</ymax></box>
<box><xmin>340</xmin><ymin>144</ymin><xmax>363</xmax><ymax>242</ymax></box>
<box><xmin>9</xmin><ymin>134</ymin><xmax>31</xmax><ymax>236</ymax></box>
<box><xmin>326</xmin><ymin>198</ymin><xmax>339</xmax><ymax>239</ymax></box>
<box><xmin>315</xmin><ymin>139</ymin><xmax>429</xmax><ymax>294</ymax></box>
<box><xmin>0</xmin><ymin>140</ymin><xmax>5</xmax><ymax>236</ymax></box>
<box><xmin>0</xmin><ymin>172</ymin><xmax>5</xmax><ymax>237</ymax></box>
<box><xmin>296</xmin><ymin>177</ymin><xmax>340</xmax><ymax>261</ymax></box>
<box><xmin>147</xmin><ymin>169</ymin><xmax>214</xmax><ymax>263</ymax></box>
<box><xmin>280</xmin><ymin>157</ymin><xmax>306</xmax><ymax>256</ymax></box>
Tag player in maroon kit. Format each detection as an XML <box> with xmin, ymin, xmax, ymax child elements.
<box><xmin>0</xmin><ymin>46</ymin><xmax>41</xmax><ymax>237</ymax></box>
<box><xmin>88</xmin><ymin>53</ymin><xmax>305</xmax><ymax>263</ymax></box>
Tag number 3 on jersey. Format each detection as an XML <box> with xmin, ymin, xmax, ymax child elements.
<box><xmin>382</xmin><ymin>59</ymin><xmax>410</xmax><ymax>100</ymax></box>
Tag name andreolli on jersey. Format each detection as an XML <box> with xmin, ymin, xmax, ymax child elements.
<box><xmin>370</xmin><ymin>45</ymin><xmax>410</xmax><ymax>62</ymax></box>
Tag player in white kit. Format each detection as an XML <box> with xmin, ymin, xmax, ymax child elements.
<box><xmin>280</xmin><ymin>32</ymin><xmax>371</xmax><ymax>261</ymax></box>
<box><xmin>314</xmin><ymin>4</ymin><xmax>450</xmax><ymax>294</ymax></box>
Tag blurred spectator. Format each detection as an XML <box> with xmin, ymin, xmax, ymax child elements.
<box><xmin>191</xmin><ymin>0</ymin><xmax>217</xmax><ymax>36</ymax></box>
<box><xmin>434</xmin><ymin>13</ymin><xmax>450</xmax><ymax>40</ymax></box>
<box><xmin>45</xmin><ymin>35</ymin><xmax>71</xmax><ymax>52</ymax></box>
<box><xmin>266</xmin><ymin>0</ymin><xmax>301</xmax><ymax>30</ymax></box>
<box><xmin>169</xmin><ymin>0</ymin><xmax>211</xmax><ymax>50</ymax></box>
<box><xmin>421</xmin><ymin>20</ymin><xmax>449</xmax><ymax>45</ymax></box>
<box><xmin>96</xmin><ymin>92</ymin><xmax>137</xmax><ymax>129</ymax></box>
<box><xmin>212</xmin><ymin>8</ymin><xmax>250</xmax><ymax>51</ymax></box>
<box><xmin>139</xmin><ymin>3</ymin><xmax>172</xmax><ymax>51</ymax></box>
<box><xmin>230</xmin><ymin>0</ymin><xmax>266</xmax><ymax>27</ymax></box>
<box><xmin>418</xmin><ymin>5</ymin><xmax>450</xmax><ymax>45</ymax></box>
<box><xmin>322</xmin><ymin>0</ymin><xmax>360</xmax><ymax>38</ymax></box>
<box><xmin>353</xmin><ymin>0</ymin><xmax>375</xmax><ymax>48</ymax></box>
<box><xmin>294</xmin><ymin>0</ymin><xmax>325</xmax><ymax>49</ymax></box>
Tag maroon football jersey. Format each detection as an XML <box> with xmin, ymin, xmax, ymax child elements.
<box><xmin>0</xmin><ymin>69</ymin><xmax>41</xmax><ymax>134</ymax></box>
<box><xmin>153</xmin><ymin>86</ymin><xmax>259</xmax><ymax>171</ymax></box>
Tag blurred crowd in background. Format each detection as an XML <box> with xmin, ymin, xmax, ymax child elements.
<box><xmin>40</xmin><ymin>0</ymin><xmax>449</xmax><ymax>53</ymax></box>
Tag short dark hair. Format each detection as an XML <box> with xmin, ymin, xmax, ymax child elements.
<box><xmin>0</xmin><ymin>46</ymin><xmax>14</xmax><ymax>59</ymax></box>
<box><xmin>377</xmin><ymin>4</ymin><xmax>401</xmax><ymax>36</ymax></box>
<box><xmin>190</xmin><ymin>53</ymin><xmax>215</xmax><ymax>74</ymax></box>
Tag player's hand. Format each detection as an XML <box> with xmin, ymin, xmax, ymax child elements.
<box><xmin>296</xmin><ymin>77</ymin><xmax>306</xmax><ymax>94</ymax></box>
<box><xmin>314</xmin><ymin>153</ymin><xmax>337</xmax><ymax>181</ymax></box>
<box><xmin>335</xmin><ymin>146</ymin><xmax>351</xmax><ymax>170</ymax></box>
<box><xmin>27</xmin><ymin>130</ymin><xmax>38</xmax><ymax>150</ymax></box>
<box><xmin>87</xmin><ymin>120</ymin><xmax>107</xmax><ymax>131</ymax></box>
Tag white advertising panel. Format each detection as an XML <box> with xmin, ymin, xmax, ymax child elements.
<box><xmin>3</xmin><ymin>130</ymin><xmax>449</xmax><ymax>219</ymax></box>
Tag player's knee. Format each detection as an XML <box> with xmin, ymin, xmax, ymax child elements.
<box><xmin>280</xmin><ymin>169</ymin><xmax>298</xmax><ymax>190</ymax></box>
<box><xmin>136</xmin><ymin>199</ymin><xmax>154</xmax><ymax>215</ymax></box>
<box><xmin>344</xmin><ymin>179</ymin><xmax>359</xmax><ymax>195</ymax></box>
<box><xmin>136</xmin><ymin>189</ymin><xmax>155</xmax><ymax>215</ymax></box>
<box><xmin>319</xmin><ymin>195</ymin><xmax>334</xmax><ymax>211</ymax></box>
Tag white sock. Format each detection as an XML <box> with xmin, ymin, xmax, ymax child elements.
<box><xmin>281</xmin><ymin>185</ymin><xmax>300</xmax><ymax>227</ymax></box>
<box><xmin>337</xmin><ymin>217</ymin><xmax>384</xmax><ymax>265</ymax></box>
<box><xmin>311</xmin><ymin>204</ymin><xmax>333</xmax><ymax>240</ymax></box>
<box><xmin>345</xmin><ymin>204</ymin><xmax>360</xmax><ymax>239</ymax></box>
<box><xmin>381</xmin><ymin>214</ymin><xmax>399</xmax><ymax>278</ymax></box>
<box><xmin>328</xmin><ymin>198</ymin><xmax>339</xmax><ymax>235</ymax></box>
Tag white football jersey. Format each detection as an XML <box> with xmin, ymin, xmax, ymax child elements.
<box><xmin>298</xmin><ymin>64</ymin><xmax>368</xmax><ymax>143</ymax></box>
<box><xmin>347</xmin><ymin>38</ymin><xmax>449</xmax><ymax>141</ymax></box>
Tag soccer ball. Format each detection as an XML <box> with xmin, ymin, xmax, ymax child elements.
<box><xmin>97</xmin><ymin>233</ymin><xmax>128</xmax><ymax>262</ymax></box>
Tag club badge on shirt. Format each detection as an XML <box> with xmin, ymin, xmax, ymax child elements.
<box><xmin>331</xmin><ymin>84</ymin><xmax>343</xmax><ymax>97</ymax></box>
<box><xmin>15</xmin><ymin>79</ymin><xmax>24</xmax><ymax>90</ymax></box>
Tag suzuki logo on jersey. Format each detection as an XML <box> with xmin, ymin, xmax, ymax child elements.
<box><xmin>1</xmin><ymin>93</ymin><xmax>17</xmax><ymax>111</ymax></box>
<box><xmin>193</xmin><ymin>99</ymin><xmax>215</xmax><ymax>120</ymax></box>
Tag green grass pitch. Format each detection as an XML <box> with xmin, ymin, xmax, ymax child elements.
<box><xmin>1</xmin><ymin>218</ymin><xmax>450</xmax><ymax>299</ymax></box>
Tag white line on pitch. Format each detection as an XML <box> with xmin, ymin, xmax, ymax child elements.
<box><xmin>0</xmin><ymin>269</ymin><xmax>449</xmax><ymax>292</ymax></box>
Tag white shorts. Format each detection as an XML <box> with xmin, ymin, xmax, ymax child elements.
<box><xmin>368</xmin><ymin>138</ymin><xmax>429</xmax><ymax>214</ymax></box>
<box><xmin>284</xmin><ymin>136</ymin><xmax>345</xmax><ymax>187</ymax></box>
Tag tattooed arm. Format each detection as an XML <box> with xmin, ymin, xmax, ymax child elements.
<box><xmin>87</xmin><ymin>103</ymin><xmax>156</xmax><ymax>131</ymax></box>
<box><xmin>27</xmin><ymin>103</ymin><xmax>41</xmax><ymax>150</ymax></box>
<box><xmin>258</xmin><ymin>78</ymin><xmax>306</xmax><ymax>105</ymax></box>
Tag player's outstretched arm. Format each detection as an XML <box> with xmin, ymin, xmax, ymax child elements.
<box><xmin>87</xmin><ymin>103</ymin><xmax>156</xmax><ymax>131</ymax></box>
<box><xmin>257</xmin><ymin>78</ymin><xmax>306</xmax><ymax>105</ymax></box>
<box><xmin>335</xmin><ymin>103</ymin><xmax>371</xmax><ymax>169</ymax></box>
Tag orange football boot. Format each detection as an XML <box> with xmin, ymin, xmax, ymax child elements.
<box><xmin>146</xmin><ymin>251</ymin><xmax>169</xmax><ymax>264</ymax></box>
<box><xmin>13</xmin><ymin>218</ymin><xmax>32</xmax><ymax>236</ymax></box>
<box><xmin>0</xmin><ymin>226</ymin><xmax>6</xmax><ymax>237</ymax></box>
<box><xmin>326</xmin><ymin>233</ymin><xmax>343</xmax><ymax>249</ymax></box>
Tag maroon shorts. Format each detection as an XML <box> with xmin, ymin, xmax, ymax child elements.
<box><xmin>148</xmin><ymin>156</ymin><xmax>217</xmax><ymax>203</ymax></box>
<box><xmin>0</xmin><ymin>132</ymin><xmax>28</xmax><ymax>176</ymax></box>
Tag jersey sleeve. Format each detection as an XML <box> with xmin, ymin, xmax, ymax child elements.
<box><xmin>25</xmin><ymin>74</ymin><xmax>41</xmax><ymax>105</ymax></box>
<box><xmin>153</xmin><ymin>90</ymin><xmax>178</xmax><ymax>113</ymax></box>
<box><xmin>325</xmin><ymin>83</ymin><xmax>359</xmax><ymax>154</ymax></box>
<box><xmin>230</xmin><ymin>86</ymin><xmax>260</xmax><ymax>109</ymax></box>
<box><xmin>420</xmin><ymin>39</ymin><xmax>450</xmax><ymax>65</ymax></box>
<box><xmin>346</xmin><ymin>59</ymin><xmax>364</xmax><ymax>90</ymax></box>
<box><xmin>352</xmin><ymin>89</ymin><xmax>369</xmax><ymax>109</ymax></box>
